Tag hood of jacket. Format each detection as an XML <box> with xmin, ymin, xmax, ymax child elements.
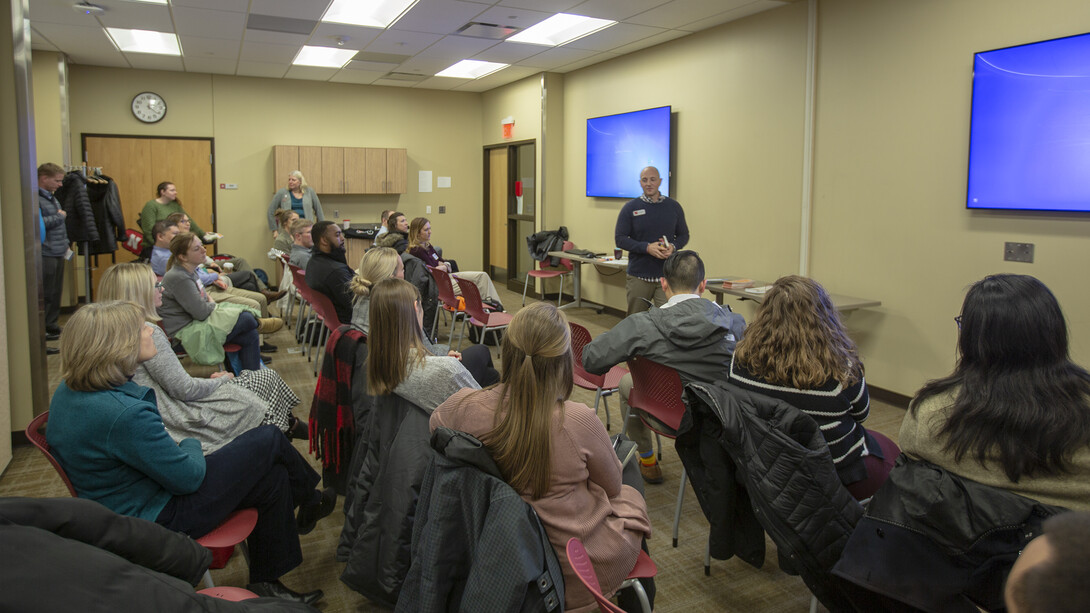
<box><xmin>646</xmin><ymin>297</ymin><xmax>744</xmax><ymax>353</ymax></box>
<box><xmin>376</xmin><ymin>231</ymin><xmax>407</xmax><ymax>249</ymax></box>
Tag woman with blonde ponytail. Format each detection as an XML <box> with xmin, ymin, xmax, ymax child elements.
<box><xmin>349</xmin><ymin>247</ymin><xmax>403</xmax><ymax>333</ymax></box>
<box><xmin>431</xmin><ymin>302</ymin><xmax>652</xmax><ymax>612</ymax></box>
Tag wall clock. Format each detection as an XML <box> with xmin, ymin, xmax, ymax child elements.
<box><xmin>131</xmin><ymin>91</ymin><xmax>167</xmax><ymax>123</ymax></box>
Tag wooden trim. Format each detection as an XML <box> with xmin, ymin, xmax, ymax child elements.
<box><xmin>868</xmin><ymin>386</ymin><xmax>911</xmax><ymax>410</ymax></box>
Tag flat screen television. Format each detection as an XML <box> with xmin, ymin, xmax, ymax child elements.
<box><xmin>967</xmin><ymin>31</ymin><xmax>1090</xmax><ymax>212</ymax></box>
<box><xmin>586</xmin><ymin>106</ymin><xmax>672</xmax><ymax>198</ymax></box>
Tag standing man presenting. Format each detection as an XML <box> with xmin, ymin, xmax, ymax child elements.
<box><xmin>38</xmin><ymin>163</ymin><xmax>68</xmax><ymax>341</ymax></box>
<box><xmin>615</xmin><ymin>166</ymin><xmax>689</xmax><ymax>315</ymax></box>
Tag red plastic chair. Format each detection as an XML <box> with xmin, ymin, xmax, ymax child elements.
<box><xmin>25</xmin><ymin>411</ymin><xmax>258</xmax><ymax>588</ymax></box>
<box><xmin>428</xmin><ymin>266</ymin><xmax>467</xmax><ymax>342</ymax></box>
<box><xmin>454</xmin><ymin>276</ymin><xmax>513</xmax><ymax>350</ymax></box>
<box><xmin>289</xmin><ymin>265</ymin><xmax>321</xmax><ymax>363</ymax></box>
<box><xmin>197</xmin><ymin>586</ymin><xmax>259</xmax><ymax>601</ymax></box>
<box><xmin>625</xmin><ymin>356</ymin><xmax>690</xmax><ymax>549</ymax></box>
<box><xmin>566</xmin><ymin>537</ymin><xmax>657</xmax><ymax>613</ymax></box>
<box><xmin>300</xmin><ymin>285</ymin><xmax>344</xmax><ymax>377</ymax></box>
<box><xmin>569</xmin><ymin>321</ymin><xmax>628</xmax><ymax>430</ymax></box>
<box><xmin>523</xmin><ymin>240</ymin><xmax>574</xmax><ymax>307</ymax></box>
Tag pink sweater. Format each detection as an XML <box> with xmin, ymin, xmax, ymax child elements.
<box><xmin>432</xmin><ymin>386</ymin><xmax>652</xmax><ymax>612</ymax></box>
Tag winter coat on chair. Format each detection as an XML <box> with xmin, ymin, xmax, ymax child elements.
<box><xmin>396</xmin><ymin>428</ymin><xmax>565</xmax><ymax>613</ymax></box>
<box><xmin>682</xmin><ymin>380</ymin><xmax>864</xmax><ymax>612</ymax></box>
<box><xmin>402</xmin><ymin>251</ymin><xmax>437</xmax><ymax>339</ymax></box>
<box><xmin>55</xmin><ymin>172</ymin><xmax>100</xmax><ymax>244</ymax></box>
<box><xmin>527</xmin><ymin>227</ymin><xmax>569</xmax><ymax>267</ymax></box>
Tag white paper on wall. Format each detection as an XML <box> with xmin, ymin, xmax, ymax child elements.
<box><xmin>418</xmin><ymin>170</ymin><xmax>433</xmax><ymax>192</ymax></box>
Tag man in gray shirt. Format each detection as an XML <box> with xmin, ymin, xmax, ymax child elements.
<box><xmin>288</xmin><ymin>218</ymin><xmax>314</xmax><ymax>269</ymax></box>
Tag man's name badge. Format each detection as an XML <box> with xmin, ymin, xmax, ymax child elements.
<box><xmin>633</xmin><ymin>209</ymin><xmax>646</xmax><ymax>216</ymax></box>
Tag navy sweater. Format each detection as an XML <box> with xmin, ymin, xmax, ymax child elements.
<box><xmin>614</xmin><ymin>196</ymin><xmax>689</xmax><ymax>280</ymax></box>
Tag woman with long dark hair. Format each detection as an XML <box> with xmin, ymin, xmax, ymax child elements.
<box><xmin>432</xmin><ymin>302</ymin><xmax>652</xmax><ymax>612</ymax></box>
<box><xmin>901</xmin><ymin>274</ymin><xmax>1090</xmax><ymax>511</ymax></box>
<box><xmin>729</xmin><ymin>275</ymin><xmax>899</xmax><ymax>500</ymax></box>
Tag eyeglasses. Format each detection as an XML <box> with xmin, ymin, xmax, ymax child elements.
<box><xmin>954</xmin><ymin>315</ymin><xmax>962</xmax><ymax>329</ymax></box>
<box><xmin>155</xmin><ymin>281</ymin><xmax>163</xmax><ymax>290</ymax></box>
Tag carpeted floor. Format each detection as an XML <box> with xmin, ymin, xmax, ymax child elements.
<box><xmin>2</xmin><ymin>284</ymin><xmax>908</xmax><ymax>612</ymax></box>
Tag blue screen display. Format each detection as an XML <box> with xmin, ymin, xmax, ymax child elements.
<box><xmin>586</xmin><ymin>106</ymin><xmax>671</xmax><ymax>198</ymax></box>
<box><xmin>967</xmin><ymin>32</ymin><xmax>1090</xmax><ymax>211</ymax></box>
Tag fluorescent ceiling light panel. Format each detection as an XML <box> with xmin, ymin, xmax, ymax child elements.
<box><xmin>435</xmin><ymin>59</ymin><xmax>508</xmax><ymax>79</ymax></box>
<box><xmin>106</xmin><ymin>28</ymin><xmax>180</xmax><ymax>55</ymax></box>
<box><xmin>322</xmin><ymin>0</ymin><xmax>419</xmax><ymax>28</ymax></box>
<box><xmin>507</xmin><ymin>13</ymin><xmax>616</xmax><ymax>46</ymax></box>
<box><xmin>293</xmin><ymin>45</ymin><xmax>357</xmax><ymax>68</ymax></box>
<box><xmin>122</xmin><ymin>0</ymin><xmax>169</xmax><ymax>4</ymax></box>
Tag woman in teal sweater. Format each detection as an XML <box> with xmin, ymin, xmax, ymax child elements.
<box><xmin>47</xmin><ymin>301</ymin><xmax>333</xmax><ymax>605</ymax></box>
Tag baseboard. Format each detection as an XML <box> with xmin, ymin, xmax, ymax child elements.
<box><xmin>868</xmin><ymin>385</ymin><xmax>911</xmax><ymax>410</ymax></box>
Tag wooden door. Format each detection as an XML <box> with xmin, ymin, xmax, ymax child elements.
<box><xmin>364</xmin><ymin>148</ymin><xmax>386</xmax><ymax>193</ymax></box>
<box><xmin>83</xmin><ymin>136</ymin><xmax>214</xmax><ymax>297</ymax></box>
<box><xmin>273</xmin><ymin>145</ymin><xmax>298</xmax><ymax>191</ymax></box>
<box><xmin>321</xmin><ymin>147</ymin><xmax>344</xmax><ymax>194</ymax></box>
<box><xmin>299</xmin><ymin>146</ymin><xmax>323</xmax><ymax>193</ymax></box>
<box><xmin>386</xmin><ymin>148</ymin><xmax>406</xmax><ymax>194</ymax></box>
<box><xmin>488</xmin><ymin>148</ymin><xmax>508</xmax><ymax>277</ymax></box>
<box><xmin>343</xmin><ymin>147</ymin><xmax>366</xmax><ymax>194</ymax></box>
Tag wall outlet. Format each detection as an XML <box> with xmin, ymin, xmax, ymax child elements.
<box><xmin>333</xmin><ymin>210</ymin><xmax>340</xmax><ymax>218</ymax></box>
<box><xmin>426</xmin><ymin>205</ymin><xmax>432</xmax><ymax>214</ymax></box>
<box><xmin>438</xmin><ymin>206</ymin><xmax>446</xmax><ymax>214</ymax></box>
<box><xmin>1004</xmin><ymin>242</ymin><xmax>1034</xmax><ymax>263</ymax></box>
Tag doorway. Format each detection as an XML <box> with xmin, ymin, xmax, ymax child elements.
<box><xmin>483</xmin><ymin>140</ymin><xmax>535</xmax><ymax>293</ymax></box>
<box><xmin>82</xmin><ymin>135</ymin><xmax>215</xmax><ymax>297</ymax></box>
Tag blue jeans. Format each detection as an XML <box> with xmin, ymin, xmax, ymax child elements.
<box><xmin>155</xmin><ymin>425</ymin><xmax>321</xmax><ymax>583</ymax></box>
<box><xmin>226</xmin><ymin>311</ymin><xmax>261</xmax><ymax>371</ymax></box>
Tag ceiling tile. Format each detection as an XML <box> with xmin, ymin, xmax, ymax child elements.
<box><xmin>564</xmin><ymin>22</ymin><xmax>667</xmax><ymax>52</ymax></box>
<box><xmin>361</xmin><ymin>29</ymin><xmax>443</xmax><ymax>55</ymax></box>
<box><xmin>250</xmin><ymin>0</ymin><xmax>331</xmax><ymax>21</ymax></box>
<box><xmin>472</xmin><ymin>6</ymin><xmax>553</xmax><ymax>32</ymax></box>
<box><xmin>516</xmin><ymin>45</ymin><xmax>597</xmax><ymax>69</ymax></box>
<box><xmin>471</xmin><ymin>41</ymin><xmax>545</xmax><ymax>64</ymax></box>
<box><xmin>171</xmin><ymin>0</ymin><xmax>251</xmax><ymax>12</ymax></box>
<box><xmin>329</xmin><ymin>69</ymin><xmax>386</xmax><ymax>85</ymax></box>
<box><xmin>31</xmin><ymin>37</ymin><xmax>61</xmax><ymax>52</ymax></box>
<box><xmin>495</xmin><ymin>0</ymin><xmax>581</xmax><ymax>11</ymax></box>
<box><xmin>551</xmin><ymin>51</ymin><xmax>618</xmax><ymax>72</ymax></box>
<box><xmin>125</xmin><ymin>53</ymin><xmax>186</xmax><ymax>71</ymax></box>
<box><xmin>179</xmin><ymin>36</ymin><xmax>241</xmax><ymax>59</ymax></box>
<box><xmin>32</xmin><ymin>23</ymin><xmax>121</xmax><ymax>58</ymax></box>
<box><xmin>627</xmin><ymin>0</ymin><xmax>751</xmax><ymax>30</ymax></box>
<box><xmin>412</xmin><ymin>76</ymin><xmax>464</xmax><ymax>90</ymax></box>
<box><xmin>677</xmin><ymin>0</ymin><xmax>783</xmax><ymax>32</ymax></box>
<box><xmin>371</xmin><ymin>78</ymin><xmax>418</xmax><ymax>88</ymax></box>
<box><xmin>172</xmin><ymin>7</ymin><xmax>246</xmax><ymax>40</ymax></box>
<box><xmin>308</xmin><ymin>23</ymin><xmax>383</xmax><ymax>50</ymax></box>
<box><xmin>569</xmin><ymin>0</ymin><xmax>672</xmax><ymax>21</ymax></box>
<box><xmin>452</xmin><ymin>67</ymin><xmax>540</xmax><ymax>91</ymax></box>
<box><xmin>284</xmin><ymin>65</ymin><xmax>339</xmax><ymax>81</ymax></box>
<box><xmin>391</xmin><ymin>0</ymin><xmax>489</xmax><ymax>36</ymax></box>
<box><xmin>397</xmin><ymin>55</ymin><xmax>457</xmax><ymax>76</ymax></box>
<box><xmin>243</xmin><ymin>29</ymin><xmax>310</xmax><ymax>45</ymax></box>
<box><xmin>606</xmin><ymin>28</ymin><xmax>689</xmax><ymax>56</ymax></box>
<box><xmin>67</xmin><ymin>54</ymin><xmax>132</xmax><ymax>68</ymax></box>
<box><xmin>418</xmin><ymin>35</ymin><xmax>498</xmax><ymax>58</ymax></box>
<box><xmin>236</xmin><ymin>61</ymin><xmax>290</xmax><ymax>78</ymax></box>
<box><xmin>183</xmin><ymin>56</ymin><xmax>239</xmax><ymax>75</ymax></box>
<box><xmin>344</xmin><ymin>59</ymin><xmax>401</xmax><ymax>72</ymax></box>
<box><xmin>240</xmin><ymin>41</ymin><xmax>302</xmax><ymax>63</ymax></box>
<box><xmin>95</xmin><ymin>3</ymin><xmax>174</xmax><ymax>31</ymax></box>
<box><xmin>28</xmin><ymin>0</ymin><xmax>106</xmax><ymax>27</ymax></box>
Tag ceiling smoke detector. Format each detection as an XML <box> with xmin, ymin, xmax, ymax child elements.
<box><xmin>72</xmin><ymin>2</ymin><xmax>106</xmax><ymax>15</ymax></box>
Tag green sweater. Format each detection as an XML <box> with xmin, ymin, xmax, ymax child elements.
<box><xmin>47</xmin><ymin>380</ymin><xmax>206</xmax><ymax>522</ymax></box>
<box><xmin>140</xmin><ymin>199</ymin><xmax>205</xmax><ymax>245</ymax></box>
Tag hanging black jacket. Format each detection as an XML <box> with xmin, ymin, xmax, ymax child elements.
<box><xmin>395</xmin><ymin>428</ymin><xmax>565</xmax><ymax>613</ymax></box>
<box><xmin>83</xmin><ymin>176</ymin><xmax>126</xmax><ymax>255</ymax></box>
<box><xmin>54</xmin><ymin>172</ymin><xmax>100</xmax><ymax>244</ymax></box>
<box><xmin>526</xmin><ymin>227</ymin><xmax>569</xmax><ymax>266</ymax></box>
<box><xmin>402</xmin><ymin>251</ymin><xmax>437</xmax><ymax>337</ymax></box>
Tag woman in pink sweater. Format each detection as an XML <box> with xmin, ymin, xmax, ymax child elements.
<box><xmin>431</xmin><ymin>302</ymin><xmax>652</xmax><ymax>612</ymax></box>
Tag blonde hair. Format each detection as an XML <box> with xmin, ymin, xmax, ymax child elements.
<box><xmin>288</xmin><ymin>170</ymin><xmax>308</xmax><ymax>189</ymax></box>
<box><xmin>481</xmin><ymin>302</ymin><xmax>573</xmax><ymax>499</ymax></box>
<box><xmin>366</xmin><ymin>278</ymin><xmax>430</xmax><ymax>395</ymax></box>
<box><xmin>734</xmin><ymin>275</ymin><xmax>862</xmax><ymax>388</ymax></box>
<box><xmin>350</xmin><ymin>247</ymin><xmax>400</xmax><ymax>300</ymax></box>
<box><xmin>166</xmin><ymin>232</ymin><xmax>199</xmax><ymax>271</ymax></box>
<box><xmin>289</xmin><ymin>218</ymin><xmax>313</xmax><ymax>238</ymax></box>
<box><xmin>408</xmin><ymin>217</ymin><xmax>430</xmax><ymax>250</ymax></box>
<box><xmin>98</xmin><ymin>263</ymin><xmax>161</xmax><ymax>322</ymax></box>
<box><xmin>61</xmin><ymin>301</ymin><xmax>145</xmax><ymax>392</ymax></box>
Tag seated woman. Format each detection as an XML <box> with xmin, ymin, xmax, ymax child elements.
<box><xmin>374</xmin><ymin>211</ymin><xmax>409</xmax><ymax>253</ymax></box>
<box><xmin>900</xmin><ymin>274</ymin><xmax>1090</xmax><ymax>511</ymax></box>
<box><xmin>367</xmin><ymin>278</ymin><xmax>485</xmax><ymax>410</ymax></box>
<box><xmin>350</xmin><ymin>246</ymin><xmax>404</xmax><ymax>334</ymax></box>
<box><xmin>407</xmin><ymin>216</ymin><xmax>503</xmax><ymax>308</ymax></box>
<box><xmin>98</xmin><ymin>262</ymin><xmax>307</xmax><ymax>450</ymax></box>
<box><xmin>728</xmin><ymin>275</ymin><xmax>898</xmax><ymax>500</ymax></box>
<box><xmin>46</xmin><ymin>301</ymin><xmax>334</xmax><ymax>604</ymax></box>
<box><xmin>159</xmin><ymin>232</ymin><xmax>280</xmax><ymax>371</ymax></box>
<box><xmin>271</xmin><ymin>208</ymin><xmax>298</xmax><ymax>256</ymax></box>
<box><xmin>432</xmin><ymin>302</ymin><xmax>653</xmax><ymax>612</ymax></box>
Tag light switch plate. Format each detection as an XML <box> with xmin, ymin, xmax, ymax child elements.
<box><xmin>426</xmin><ymin>205</ymin><xmax>432</xmax><ymax>214</ymax></box>
<box><xmin>1004</xmin><ymin>242</ymin><xmax>1034</xmax><ymax>263</ymax></box>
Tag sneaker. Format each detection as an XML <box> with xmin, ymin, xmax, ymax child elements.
<box><xmin>260</xmin><ymin>342</ymin><xmax>278</xmax><ymax>353</ymax></box>
<box><xmin>257</xmin><ymin>317</ymin><xmax>284</xmax><ymax>334</ymax></box>
<box><xmin>640</xmin><ymin>460</ymin><xmax>664</xmax><ymax>484</ymax></box>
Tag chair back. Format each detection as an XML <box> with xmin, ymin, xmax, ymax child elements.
<box><xmin>454</xmin><ymin>276</ymin><xmax>490</xmax><ymax>323</ymax></box>
<box><xmin>626</xmin><ymin>357</ymin><xmax>686</xmax><ymax>432</ymax></box>
<box><xmin>290</xmin><ymin>266</ymin><xmax>314</xmax><ymax>302</ymax></box>
<box><xmin>565</xmin><ymin>538</ymin><xmax>625</xmax><ymax>613</ymax></box>
<box><xmin>537</xmin><ymin>240</ymin><xmax>575</xmax><ymax>273</ymax></box>
<box><xmin>428</xmin><ymin>266</ymin><xmax>462</xmax><ymax>311</ymax></box>
<box><xmin>569</xmin><ymin>322</ymin><xmax>605</xmax><ymax>388</ymax></box>
<box><xmin>307</xmin><ymin>286</ymin><xmax>344</xmax><ymax>330</ymax></box>
<box><xmin>24</xmin><ymin>412</ymin><xmax>78</xmax><ymax>497</ymax></box>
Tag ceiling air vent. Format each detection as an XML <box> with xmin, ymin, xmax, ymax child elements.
<box><xmin>456</xmin><ymin>22</ymin><xmax>520</xmax><ymax>40</ymax></box>
<box><xmin>382</xmin><ymin>72</ymin><xmax>429</xmax><ymax>82</ymax></box>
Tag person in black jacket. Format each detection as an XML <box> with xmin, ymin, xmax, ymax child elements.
<box><xmin>305</xmin><ymin>220</ymin><xmax>354</xmax><ymax>323</ymax></box>
<box><xmin>38</xmin><ymin>163</ymin><xmax>68</xmax><ymax>339</ymax></box>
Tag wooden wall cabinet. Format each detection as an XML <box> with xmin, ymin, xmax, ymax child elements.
<box><xmin>274</xmin><ymin>145</ymin><xmax>407</xmax><ymax>195</ymax></box>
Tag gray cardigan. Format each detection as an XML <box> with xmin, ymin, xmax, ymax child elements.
<box><xmin>158</xmin><ymin>265</ymin><xmax>215</xmax><ymax>336</ymax></box>
<box><xmin>267</xmin><ymin>186</ymin><xmax>324</xmax><ymax>230</ymax></box>
<box><xmin>394</xmin><ymin>349</ymin><xmax>478</xmax><ymax>411</ymax></box>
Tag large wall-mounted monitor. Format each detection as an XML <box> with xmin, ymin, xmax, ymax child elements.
<box><xmin>586</xmin><ymin>106</ymin><xmax>672</xmax><ymax>199</ymax></box>
<box><xmin>967</xmin><ymin>32</ymin><xmax>1090</xmax><ymax>212</ymax></box>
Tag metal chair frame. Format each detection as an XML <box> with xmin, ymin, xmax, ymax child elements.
<box><xmin>566</xmin><ymin>537</ymin><xmax>657</xmax><ymax>613</ymax></box>
<box><xmin>453</xmin><ymin>276</ymin><xmax>512</xmax><ymax>350</ymax></box>
<box><xmin>569</xmin><ymin>321</ymin><xmax>628</xmax><ymax>430</ymax></box>
<box><xmin>522</xmin><ymin>240</ymin><xmax>575</xmax><ymax>307</ymax></box>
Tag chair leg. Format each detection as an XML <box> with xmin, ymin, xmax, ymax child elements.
<box><xmin>202</xmin><ymin>569</ymin><xmax>215</xmax><ymax>588</ymax></box>
<box><xmin>314</xmin><ymin>326</ymin><xmax>328</xmax><ymax>377</ymax></box>
<box><xmin>809</xmin><ymin>595</ymin><xmax>818</xmax><ymax>613</ymax></box>
<box><xmin>556</xmin><ymin>274</ymin><xmax>563</xmax><ymax>308</ymax></box>
<box><xmin>704</xmin><ymin>535</ymin><xmax>712</xmax><ymax>576</ymax></box>
<box><xmin>630</xmin><ymin>579</ymin><xmax>651</xmax><ymax>613</ymax></box>
<box><xmin>431</xmin><ymin>306</ymin><xmax>441</xmax><ymax>341</ymax></box>
<box><xmin>673</xmin><ymin>469</ymin><xmax>687</xmax><ymax>548</ymax></box>
<box><xmin>656</xmin><ymin>432</ymin><xmax>663</xmax><ymax>463</ymax></box>
<box><xmin>522</xmin><ymin>273</ymin><xmax>531</xmax><ymax>306</ymax></box>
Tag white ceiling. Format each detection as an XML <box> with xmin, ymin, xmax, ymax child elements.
<box><xmin>28</xmin><ymin>0</ymin><xmax>791</xmax><ymax>91</ymax></box>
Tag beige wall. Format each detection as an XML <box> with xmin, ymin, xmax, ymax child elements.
<box><xmin>67</xmin><ymin>67</ymin><xmax>485</xmax><ymax>271</ymax></box>
<box><xmin>32</xmin><ymin>51</ymin><xmax>63</xmax><ymax>164</ymax></box>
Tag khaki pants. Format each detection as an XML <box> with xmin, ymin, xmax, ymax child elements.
<box><xmin>618</xmin><ymin>372</ymin><xmax>654</xmax><ymax>454</ymax></box>
<box><xmin>209</xmin><ymin>285</ymin><xmax>268</xmax><ymax>317</ymax></box>
<box><xmin>625</xmin><ymin>275</ymin><xmax>666</xmax><ymax>316</ymax></box>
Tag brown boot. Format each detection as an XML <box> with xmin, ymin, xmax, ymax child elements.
<box><xmin>639</xmin><ymin>457</ymin><xmax>664</xmax><ymax>484</ymax></box>
<box><xmin>257</xmin><ymin>317</ymin><xmax>284</xmax><ymax>334</ymax></box>
<box><xmin>261</xmin><ymin>289</ymin><xmax>288</xmax><ymax>302</ymax></box>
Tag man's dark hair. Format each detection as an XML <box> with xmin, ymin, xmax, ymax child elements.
<box><xmin>311</xmin><ymin>220</ymin><xmax>336</xmax><ymax>249</ymax></box>
<box><xmin>152</xmin><ymin>219</ymin><xmax>177</xmax><ymax>242</ymax></box>
<box><xmin>1012</xmin><ymin>512</ymin><xmax>1090</xmax><ymax>613</ymax></box>
<box><xmin>663</xmin><ymin>250</ymin><xmax>704</xmax><ymax>294</ymax></box>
